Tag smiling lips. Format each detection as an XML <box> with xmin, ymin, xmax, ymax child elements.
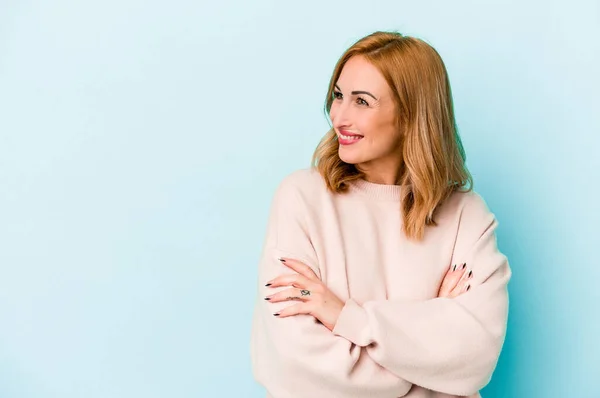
<box><xmin>338</xmin><ymin>129</ymin><xmax>363</xmax><ymax>145</ymax></box>
<box><xmin>339</xmin><ymin>129</ymin><xmax>363</xmax><ymax>137</ymax></box>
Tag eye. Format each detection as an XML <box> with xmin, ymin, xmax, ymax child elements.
<box><xmin>356</xmin><ymin>97</ymin><xmax>369</xmax><ymax>106</ymax></box>
<box><xmin>333</xmin><ymin>90</ymin><xmax>369</xmax><ymax>106</ymax></box>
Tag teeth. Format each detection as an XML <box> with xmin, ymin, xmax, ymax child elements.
<box><xmin>341</xmin><ymin>134</ymin><xmax>362</xmax><ymax>140</ymax></box>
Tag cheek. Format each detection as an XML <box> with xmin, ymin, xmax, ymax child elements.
<box><xmin>363</xmin><ymin>115</ymin><xmax>399</xmax><ymax>144</ymax></box>
<box><xmin>356</xmin><ymin>113</ymin><xmax>380</xmax><ymax>134</ymax></box>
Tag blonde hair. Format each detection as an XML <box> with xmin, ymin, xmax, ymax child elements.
<box><xmin>311</xmin><ymin>31</ymin><xmax>473</xmax><ymax>241</ymax></box>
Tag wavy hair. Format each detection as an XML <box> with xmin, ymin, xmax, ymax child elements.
<box><xmin>311</xmin><ymin>31</ymin><xmax>473</xmax><ymax>241</ymax></box>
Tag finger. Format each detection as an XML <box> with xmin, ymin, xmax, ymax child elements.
<box><xmin>266</xmin><ymin>287</ymin><xmax>313</xmax><ymax>303</ymax></box>
<box><xmin>457</xmin><ymin>267</ymin><xmax>472</xmax><ymax>284</ymax></box>
<box><xmin>274</xmin><ymin>302</ymin><xmax>311</xmax><ymax>318</ymax></box>
<box><xmin>451</xmin><ymin>269</ymin><xmax>473</xmax><ymax>296</ymax></box>
<box><xmin>451</xmin><ymin>279</ymin><xmax>471</xmax><ymax>296</ymax></box>
<box><xmin>443</xmin><ymin>262</ymin><xmax>455</xmax><ymax>276</ymax></box>
<box><xmin>279</xmin><ymin>257</ymin><xmax>319</xmax><ymax>281</ymax></box>
<box><xmin>266</xmin><ymin>273</ymin><xmax>312</xmax><ymax>289</ymax></box>
<box><xmin>440</xmin><ymin>262</ymin><xmax>467</xmax><ymax>290</ymax></box>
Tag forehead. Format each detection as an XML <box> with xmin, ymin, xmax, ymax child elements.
<box><xmin>336</xmin><ymin>56</ymin><xmax>390</xmax><ymax>94</ymax></box>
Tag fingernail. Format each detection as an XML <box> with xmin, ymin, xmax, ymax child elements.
<box><xmin>279</xmin><ymin>258</ymin><xmax>286</xmax><ymax>263</ymax></box>
<box><xmin>273</xmin><ymin>313</ymin><xmax>280</xmax><ymax>316</ymax></box>
<box><xmin>264</xmin><ymin>297</ymin><xmax>271</xmax><ymax>300</ymax></box>
<box><xmin>468</xmin><ymin>270</ymin><xmax>472</xmax><ymax>278</ymax></box>
<box><xmin>265</xmin><ymin>283</ymin><xmax>272</xmax><ymax>287</ymax></box>
<box><xmin>453</xmin><ymin>264</ymin><xmax>456</xmax><ymax>271</ymax></box>
<box><xmin>466</xmin><ymin>285</ymin><xmax>471</xmax><ymax>291</ymax></box>
<box><xmin>462</xmin><ymin>263</ymin><xmax>466</xmax><ymax>269</ymax></box>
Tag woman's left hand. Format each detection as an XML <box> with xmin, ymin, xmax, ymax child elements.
<box><xmin>265</xmin><ymin>257</ymin><xmax>345</xmax><ymax>331</ymax></box>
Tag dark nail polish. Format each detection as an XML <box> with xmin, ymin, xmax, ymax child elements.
<box><xmin>265</xmin><ymin>283</ymin><xmax>271</xmax><ymax>287</ymax></box>
<box><xmin>453</xmin><ymin>264</ymin><xmax>456</xmax><ymax>271</ymax></box>
<box><xmin>273</xmin><ymin>313</ymin><xmax>280</xmax><ymax>316</ymax></box>
<box><xmin>467</xmin><ymin>285</ymin><xmax>471</xmax><ymax>291</ymax></box>
<box><xmin>462</xmin><ymin>263</ymin><xmax>466</xmax><ymax>269</ymax></box>
<box><xmin>279</xmin><ymin>258</ymin><xmax>286</xmax><ymax>262</ymax></box>
<box><xmin>468</xmin><ymin>270</ymin><xmax>472</xmax><ymax>278</ymax></box>
<box><xmin>264</xmin><ymin>297</ymin><xmax>271</xmax><ymax>300</ymax></box>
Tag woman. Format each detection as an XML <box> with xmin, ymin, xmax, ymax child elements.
<box><xmin>250</xmin><ymin>31</ymin><xmax>511</xmax><ymax>398</ymax></box>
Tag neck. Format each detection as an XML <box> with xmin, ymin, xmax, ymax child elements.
<box><xmin>357</xmin><ymin>162</ymin><xmax>405</xmax><ymax>185</ymax></box>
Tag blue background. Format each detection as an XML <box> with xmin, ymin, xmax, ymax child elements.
<box><xmin>1</xmin><ymin>1</ymin><xmax>598</xmax><ymax>397</ymax></box>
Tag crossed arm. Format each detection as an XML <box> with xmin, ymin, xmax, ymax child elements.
<box><xmin>250</xmin><ymin>181</ymin><xmax>511</xmax><ymax>397</ymax></box>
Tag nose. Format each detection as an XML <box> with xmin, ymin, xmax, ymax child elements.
<box><xmin>330</xmin><ymin>99</ymin><xmax>351</xmax><ymax>130</ymax></box>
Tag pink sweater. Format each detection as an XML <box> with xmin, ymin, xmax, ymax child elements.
<box><xmin>250</xmin><ymin>167</ymin><xmax>511</xmax><ymax>398</ymax></box>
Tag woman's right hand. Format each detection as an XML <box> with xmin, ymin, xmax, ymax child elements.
<box><xmin>437</xmin><ymin>262</ymin><xmax>473</xmax><ymax>298</ymax></box>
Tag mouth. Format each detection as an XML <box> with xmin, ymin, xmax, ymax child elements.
<box><xmin>337</xmin><ymin>131</ymin><xmax>364</xmax><ymax>145</ymax></box>
<box><xmin>338</xmin><ymin>130</ymin><xmax>363</xmax><ymax>138</ymax></box>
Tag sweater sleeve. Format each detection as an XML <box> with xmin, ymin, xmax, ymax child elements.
<box><xmin>250</xmin><ymin>176</ymin><xmax>413</xmax><ymax>398</ymax></box>
<box><xmin>331</xmin><ymin>192</ymin><xmax>511</xmax><ymax>396</ymax></box>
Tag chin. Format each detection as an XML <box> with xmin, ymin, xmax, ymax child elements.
<box><xmin>338</xmin><ymin>149</ymin><xmax>362</xmax><ymax>165</ymax></box>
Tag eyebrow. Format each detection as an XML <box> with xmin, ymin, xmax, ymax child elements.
<box><xmin>334</xmin><ymin>84</ymin><xmax>378</xmax><ymax>101</ymax></box>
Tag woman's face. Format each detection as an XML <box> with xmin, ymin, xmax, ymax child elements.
<box><xmin>329</xmin><ymin>56</ymin><xmax>403</xmax><ymax>183</ymax></box>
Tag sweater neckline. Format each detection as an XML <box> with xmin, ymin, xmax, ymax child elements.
<box><xmin>349</xmin><ymin>177</ymin><xmax>405</xmax><ymax>202</ymax></box>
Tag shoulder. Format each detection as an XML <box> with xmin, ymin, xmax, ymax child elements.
<box><xmin>265</xmin><ymin>168</ymin><xmax>325</xmax><ymax>243</ymax></box>
<box><xmin>438</xmin><ymin>189</ymin><xmax>497</xmax><ymax>230</ymax></box>
<box><xmin>275</xmin><ymin>167</ymin><xmax>327</xmax><ymax>200</ymax></box>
